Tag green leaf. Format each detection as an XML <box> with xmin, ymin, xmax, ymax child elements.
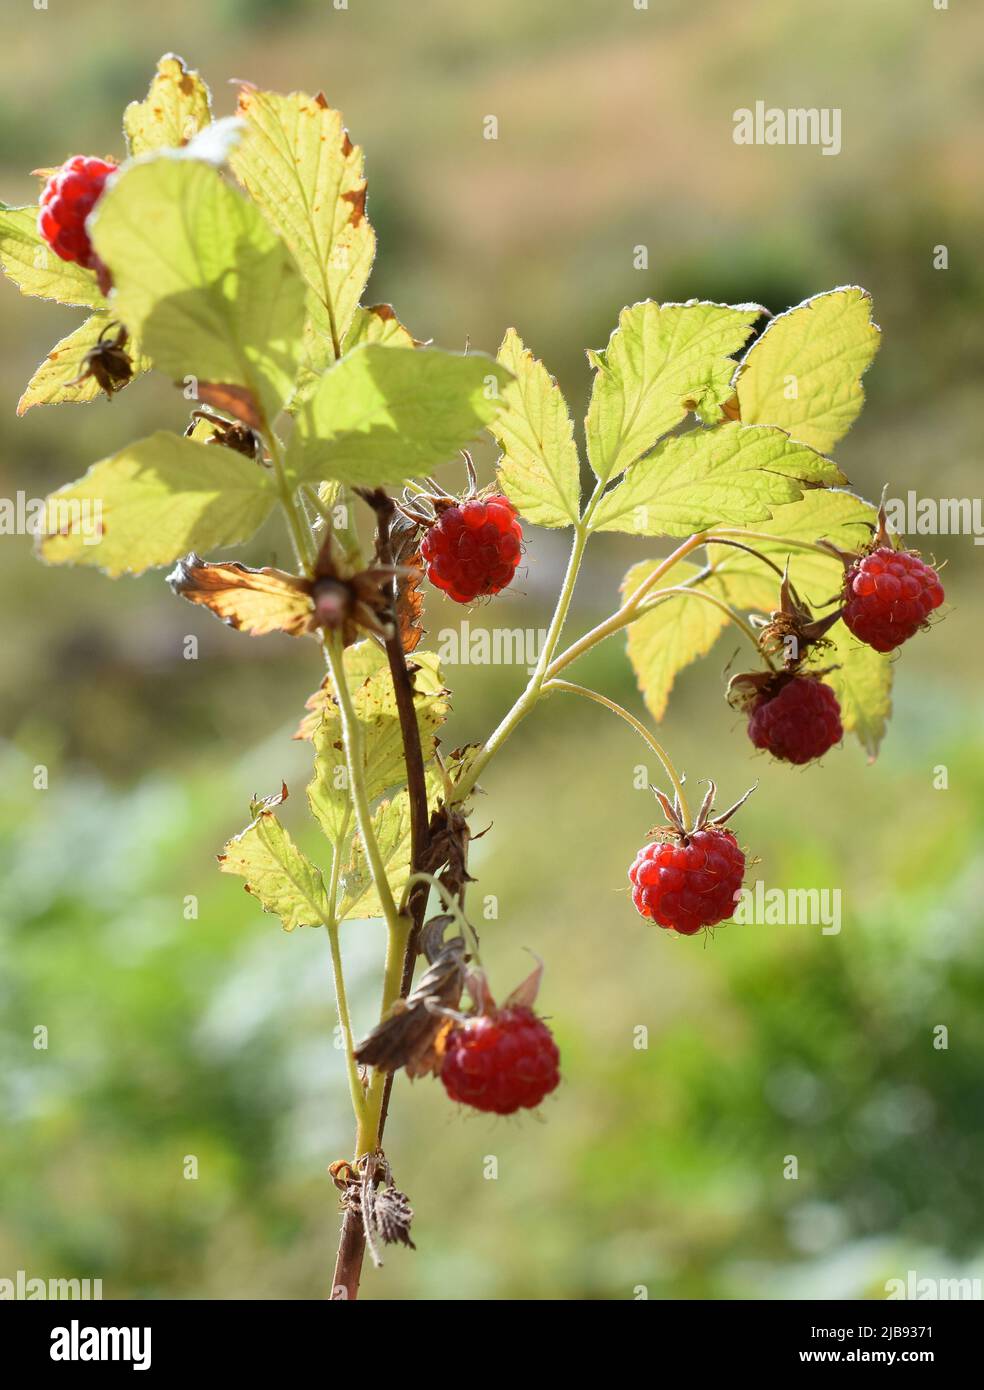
<box><xmin>293</xmin><ymin>301</ymin><xmax>416</xmax><ymax>409</ymax></box>
<box><xmin>39</xmin><ymin>430</ymin><xmax>276</xmax><ymax>576</ymax></box>
<box><xmin>585</xmin><ymin>300</ymin><xmax>762</xmax><ymax>483</ymax></box>
<box><xmin>307</xmin><ymin>649</ymin><xmax>448</xmax><ymax>846</ymax></box>
<box><xmin>622</xmin><ymin>558</ymin><xmax>769</xmax><ymax>721</ymax></box>
<box><xmin>820</xmin><ymin>623</ymin><xmax>893</xmax><ymax>761</ymax></box>
<box><xmin>123</xmin><ymin>53</ymin><xmax>213</xmax><ymax>156</ymax></box>
<box><xmin>17</xmin><ymin>314</ymin><xmax>151</xmax><ymax>415</ymax></box>
<box><xmin>591</xmin><ymin>422</ymin><xmax>845</xmax><ymax>538</ymax></box>
<box><xmin>342</xmin><ymin>304</ymin><xmax>416</xmax><ymax>353</ymax></box>
<box><xmin>219</xmin><ymin>797</ymin><xmax>331</xmax><ymax>931</ymax></box>
<box><xmin>490</xmin><ymin>328</ymin><xmax>581</xmax><ymax>528</ymax></box>
<box><xmin>287</xmin><ymin>344</ymin><xmax>511</xmax><ymax>487</ymax></box>
<box><xmin>230</xmin><ymin>88</ymin><xmax>375</xmax><ymax>364</ymax></box>
<box><xmin>705</xmin><ymin>488</ymin><xmax>877</xmax><ymax>606</ymax></box>
<box><xmin>90</xmin><ymin>157</ymin><xmax>307</xmax><ymax>428</ymax></box>
<box><xmin>735</xmin><ymin>287</ymin><xmax>881</xmax><ymax>453</ymax></box>
<box><xmin>336</xmin><ymin>790</ymin><xmax>413</xmax><ymax>921</ymax></box>
<box><xmin>0</xmin><ymin>203</ymin><xmax>106</xmax><ymax>307</ymax></box>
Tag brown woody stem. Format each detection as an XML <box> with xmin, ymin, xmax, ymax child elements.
<box><xmin>330</xmin><ymin>491</ymin><xmax>434</xmax><ymax>1301</ymax></box>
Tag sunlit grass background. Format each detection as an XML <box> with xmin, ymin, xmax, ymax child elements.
<box><xmin>1</xmin><ymin>0</ymin><xmax>983</xmax><ymax>1300</ymax></box>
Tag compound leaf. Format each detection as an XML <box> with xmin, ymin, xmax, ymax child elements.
<box><xmin>219</xmin><ymin>792</ymin><xmax>331</xmax><ymax>931</ymax></box>
<box><xmin>123</xmin><ymin>53</ymin><xmax>213</xmax><ymax>157</ymax></box>
<box><xmin>230</xmin><ymin>88</ymin><xmax>374</xmax><ymax>365</ymax></box>
<box><xmin>490</xmin><ymin>328</ymin><xmax>581</xmax><ymax>528</ymax></box>
<box><xmin>592</xmin><ymin>422</ymin><xmax>845</xmax><ymax>537</ymax></box>
<box><xmin>585</xmin><ymin>299</ymin><xmax>762</xmax><ymax>483</ymax></box>
<box><xmin>39</xmin><ymin>430</ymin><xmax>276</xmax><ymax>576</ymax></box>
<box><xmin>820</xmin><ymin>623</ymin><xmax>893</xmax><ymax>760</ymax></box>
<box><xmin>287</xmin><ymin>344</ymin><xmax>510</xmax><ymax>487</ymax></box>
<box><xmin>307</xmin><ymin>649</ymin><xmax>448</xmax><ymax>846</ymax></box>
<box><xmin>90</xmin><ymin>157</ymin><xmax>307</xmax><ymax>429</ymax></box>
<box><xmin>622</xmin><ymin>558</ymin><xmax>771</xmax><ymax>721</ymax></box>
<box><xmin>735</xmin><ymin>286</ymin><xmax>880</xmax><ymax>452</ymax></box>
<box><xmin>17</xmin><ymin>314</ymin><xmax>151</xmax><ymax>414</ymax></box>
<box><xmin>0</xmin><ymin>202</ymin><xmax>106</xmax><ymax>308</ymax></box>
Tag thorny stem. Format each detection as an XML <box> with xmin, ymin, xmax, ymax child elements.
<box><xmin>544</xmin><ymin>679</ymin><xmax>691</xmax><ymax>825</ymax></box>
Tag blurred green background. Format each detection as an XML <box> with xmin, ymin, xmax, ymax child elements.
<box><xmin>2</xmin><ymin>0</ymin><xmax>983</xmax><ymax>1300</ymax></box>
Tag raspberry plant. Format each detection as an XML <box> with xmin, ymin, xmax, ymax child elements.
<box><xmin>1</xmin><ymin>54</ymin><xmax>945</xmax><ymax>1300</ymax></box>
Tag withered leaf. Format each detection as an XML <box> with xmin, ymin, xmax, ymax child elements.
<box><xmin>389</xmin><ymin>510</ymin><xmax>425</xmax><ymax>655</ymax></box>
<box><xmin>196</xmin><ymin>382</ymin><xmax>263</xmax><ymax>429</ymax></box>
<box><xmin>168</xmin><ymin>553</ymin><xmax>315</xmax><ymax>636</ymax></box>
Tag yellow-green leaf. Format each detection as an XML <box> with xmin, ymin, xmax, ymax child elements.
<box><xmin>287</xmin><ymin>344</ymin><xmax>511</xmax><ymax>487</ymax></box>
<box><xmin>342</xmin><ymin>304</ymin><xmax>415</xmax><ymax>353</ymax></box>
<box><xmin>337</xmin><ymin>790</ymin><xmax>413</xmax><ymax>921</ymax></box>
<box><xmin>592</xmin><ymin>422</ymin><xmax>845</xmax><ymax>538</ymax></box>
<box><xmin>123</xmin><ymin>53</ymin><xmax>213</xmax><ymax>157</ymax></box>
<box><xmin>623</xmin><ymin>560</ymin><xmax>739</xmax><ymax>721</ymax></box>
<box><xmin>820</xmin><ymin>622</ymin><xmax>893</xmax><ymax>760</ymax></box>
<box><xmin>735</xmin><ymin>287</ymin><xmax>881</xmax><ymax>453</ymax></box>
<box><xmin>219</xmin><ymin>799</ymin><xmax>331</xmax><ymax>931</ymax></box>
<box><xmin>0</xmin><ymin>203</ymin><xmax>106</xmax><ymax>308</ymax></box>
<box><xmin>39</xmin><ymin>430</ymin><xmax>276</xmax><ymax>576</ymax></box>
<box><xmin>585</xmin><ymin>299</ymin><xmax>762</xmax><ymax>483</ymax></box>
<box><xmin>705</xmin><ymin>488</ymin><xmax>877</xmax><ymax>607</ymax></box>
<box><xmin>17</xmin><ymin>314</ymin><xmax>151</xmax><ymax>414</ymax></box>
<box><xmin>90</xmin><ymin>158</ymin><xmax>307</xmax><ymax>428</ymax></box>
<box><xmin>490</xmin><ymin>328</ymin><xmax>581</xmax><ymax>528</ymax></box>
<box><xmin>307</xmin><ymin>650</ymin><xmax>448</xmax><ymax>846</ymax></box>
<box><xmin>230</xmin><ymin>88</ymin><xmax>375</xmax><ymax>364</ymax></box>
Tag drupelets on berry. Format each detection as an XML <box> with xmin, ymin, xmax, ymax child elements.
<box><xmin>420</xmin><ymin>495</ymin><xmax>523</xmax><ymax>604</ymax></box>
<box><xmin>842</xmin><ymin>546</ymin><xmax>944</xmax><ymax>652</ymax></box>
<box><xmin>38</xmin><ymin>156</ymin><xmax>116</xmax><ymax>270</ymax></box>
<box><xmin>629</xmin><ymin>781</ymin><xmax>752</xmax><ymax>936</ymax></box>
<box><xmin>441</xmin><ymin>1005</ymin><xmax>560</xmax><ymax>1115</ymax></box>
<box><xmin>747</xmin><ymin>674</ymin><xmax>843</xmax><ymax>766</ymax></box>
<box><xmin>439</xmin><ymin>958</ymin><xmax>560</xmax><ymax>1115</ymax></box>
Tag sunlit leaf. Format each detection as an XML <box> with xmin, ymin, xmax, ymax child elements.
<box><xmin>491</xmin><ymin>327</ymin><xmax>581</xmax><ymax>528</ymax></box>
<box><xmin>123</xmin><ymin>53</ymin><xmax>213</xmax><ymax>157</ymax></box>
<box><xmin>231</xmin><ymin>88</ymin><xmax>374</xmax><ymax>364</ymax></box>
<box><xmin>307</xmin><ymin>649</ymin><xmax>448</xmax><ymax>847</ymax></box>
<box><xmin>591</xmin><ymin>423</ymin><xmax>845</xmax><ymax>537</ymax></box>
<box><xmin>0</xmin><ymin>203</ymin><xmax>105</xmax><ymax>308</ymax></box>
<box><xmin>39</xmin><ymin>430</ymin><xmax>276</xmax><ymax>576</ymax></box>
<box><xmin>287</xmin><ymin>344</ymin><xmax>510</xmax><ymax>487</ymax></box>
<box><xmin>622</xmin><ymin>558</ymin><xmax>771</xmax><ymax>721</ymax></box>
<box><xmin>820</xmin><ymin>623</ymin><xmax>893</xmax><ymax>760</ymax></box>
<box><xmin>735</xmin><ymin>287</ymin><xmax>880</xmax><ymax>452</ymax></box>
<box><xmin>218</xmin><ymin>789</ymin><xmax>331</xmax><ymax>931</ymax></box>
<box><xmin>17</xmin><ymin>314</ymin><xmax>150</xmax><ymax>414</ymax></box>
<box><xmin>90</xmin><ymin>158</ymin><xmax>307</xmax><ymax>429</ymax></box>
<box><xmin>585</xmin><ymin>299</ymin><xmax>762</xmax><ymax>483</ymax></box>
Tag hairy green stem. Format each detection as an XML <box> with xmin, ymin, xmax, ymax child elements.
<box><xmin>544</xmin><ymin>679</ymin><xmax>691</xmax><ymax>824</ymax></box>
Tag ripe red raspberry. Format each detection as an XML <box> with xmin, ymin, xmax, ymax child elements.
<box><xmin>440</xmin><ymin>1005</ymin><xmax>560</xmax><ymax>1114</ymax></box>
<box><xmin>629</xmin><ymin>827</ymin><xmax>745</xmax><ymax>936</ymax></box>
<box><xmin>38</xmin><ymin>156</ymin><xmax>116</xmax><ymax>270</ymax></box>
<box><xmin>842</xmin><ymin>546</ymin><xmax>944</xmax><ymax>653</ymax></box>
<box><xmin>747</xmin><ymin>675</ymin><xmax>843</xmax><ymax>765</ymax></box>
<box><xmin>420</xmin><ymin>495</ymin><xmax>523</xmax><ymax>604</ymax></box>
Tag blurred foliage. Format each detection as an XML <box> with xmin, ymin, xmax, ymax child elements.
<box><xmin>1</xmin><ymin>0</ymin><xmax>983</xmax><ymax>1298</ymax></box>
